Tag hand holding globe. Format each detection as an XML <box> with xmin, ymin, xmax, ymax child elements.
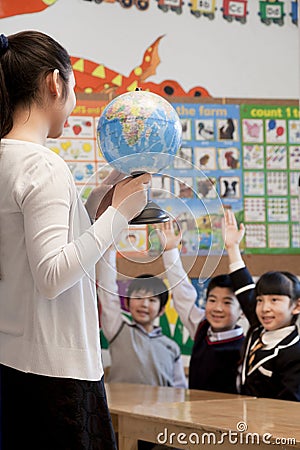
<box><xmin>96</xmin><ymin>89</ymin><xmax>182</xmax><ymax>223</ymax></box>
<box><xmin>93</xmin><ymin>171</ymin><xmax>150</xmax><ymax>222</ymax></box>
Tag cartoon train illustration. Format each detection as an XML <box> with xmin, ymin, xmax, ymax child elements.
<box><xmin>188</xmin><ymin>0</ymin><xmax>216</xmax><ymax>19</ymax></box>
<box><xmin>84</xmin><ymin>0</ymin><xmax>149</xmax><ymax>10</ymax></box>
<box><xmin>156</xmin><ymin>0</ymin><xmax>184</xmax><ymax>14</ymax></box>
<box><xmin>221</xmin><ymin>0</ymin><xmax>248</xmax><ymax>24</ymax></box>
<box><xmin>290</xmin><ymin>0</ymin><xmax>298</xmax><ymax>25</ymax></box>
<box><xmin>258</xmin><ymin>0</ymin><xmax>285</xmax><ymax>26</ymax></box>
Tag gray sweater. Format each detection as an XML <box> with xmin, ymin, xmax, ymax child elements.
<box><xmin>96</xmin><ymin>249</ymin><xmax>187</xmax><ymax>387</ymax></box>
<box><xmin>107</xmin><ymin>319</ymin><xmax>183</xmax><ymax>386</ymax></box>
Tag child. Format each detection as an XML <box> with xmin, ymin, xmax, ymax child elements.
<box><xmin>97</xmin><ymin>247</ymin><xmax>187</xmax><ymax>387</ymax></box>
<box><xmin>223</xmin><ymin>209</ymin><xmax>300</xmax><ymax>401</ymax></box>
<box><xmin>0</xmin><ymin>30</ymin><xmax>150</xmax><ymax>449</ymax></box>
<box><xmin>156</xmin><ymin>222</ymin><xmax>244</xmax><ymax>394</ymax></box>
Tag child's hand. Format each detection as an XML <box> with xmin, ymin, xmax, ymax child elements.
<box><xmin>155</xmin><ymin>221</ymin><xmax>182</xmax><ymax>251</ymax></box>
<box><xmin>222</xmin><ymin>209</ymin><xmax>245</xmax><ymax>249</ymax></box>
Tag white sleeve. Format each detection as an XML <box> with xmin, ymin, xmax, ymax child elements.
<box><xmin>229</xmin><ymin>260</ymin><xmax>246</xmax><ymax>273</ymax></box>
<box><xmin>162</xmin><ymin>249</ymin><xmax>205</xmax><ymax>340</ymax></box>
<box><xmin>96</xmin><ymin>248</ymin><xmax>123</xmax><ymax>342</ymax></box>
<box><xmin>19</xmin><ymin>155</ymin><xmax>128</xmax><ymax>299</ymax></box>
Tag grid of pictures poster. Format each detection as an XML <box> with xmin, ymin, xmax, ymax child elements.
<box><xmin>46</xmin><ymin>99</ymin><xmax>300</xmax><ymax>256</ymax></box>
<box><xmin>241</xmin><ymin>104</ymin><xmax>300</xmax><ymax>254</ymax></box>
<box><xmin>150</xmin><ymin>103</ymin><xmax>243</xmax><ymax>255</ymax></box>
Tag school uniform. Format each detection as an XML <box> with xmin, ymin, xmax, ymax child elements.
<box><xmin>104</xmin><ymin>319</ymin><xmax>184</xmax><ymax>387</ymax></box>
<box><xmin>189</xmin><ymin>319</ymin><xmax>244</xmax><ymax>392</ymax></box>
<box><xmin>162</xmin><ymin>249</ymin><xmax>244</xmax><ymax>393</ymax></box>
<box><xmin>97</xmin><ymin>249</ymin><xmax>187</xmax><ymax>388</ymax></box>
<box><xmin>230</xmin><ymin>263</ymin><xmax>300</xmax><ymax>402</ymax></box>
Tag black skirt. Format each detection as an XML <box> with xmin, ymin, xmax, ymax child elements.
<box><xmin>0</xmin><ymin>364</ymin><xmax>117</xmax><ymax>450</ymax></box>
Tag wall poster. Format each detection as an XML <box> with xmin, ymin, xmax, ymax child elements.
<box><xmin>241</xmin><ymin>104</ymin><xmax>300</xmax><ymax>254</ymax></box>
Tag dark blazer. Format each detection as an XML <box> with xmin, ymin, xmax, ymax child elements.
<box><xmin>230</xmin><ymin>267</ymin><xmax>300</xmax><ymax>402</ymax></box>
<box><xmin>189</xmin><ymin>319</ymin><xmax>244</xmax><ymax>394</ymax></box>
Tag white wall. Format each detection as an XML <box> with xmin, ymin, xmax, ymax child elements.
<box><xmin>0</xmin><ymin>0</ymin><xmax>298</xmax><ymax>99</ymax></box>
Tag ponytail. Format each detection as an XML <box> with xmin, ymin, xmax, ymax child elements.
<box><xmin>0</xmin><ymin>62</ymin><xmax>13</xmax><ymax>139</ymax></box>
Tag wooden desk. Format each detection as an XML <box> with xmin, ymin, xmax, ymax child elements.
<box><xmin>105</xmin><ymin>382</ymin><xmax>244</xmax><ymax>411</ymax></box>
<box><xmin>116</xmin><ymin>398</ymin><xmax>300</xmax><ymax>449</ymax></box>
<box><xmin>106</xmin><ymin>384</ymin><xmax>300</xmax><ymax>450</ymax></box>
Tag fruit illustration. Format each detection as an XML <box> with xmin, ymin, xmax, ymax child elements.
<box><xmin>73</xmin><ymin>125</ymin><xmax>82</xmax><ymax>135</ymax></box>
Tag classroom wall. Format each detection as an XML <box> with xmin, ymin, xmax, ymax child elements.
<box><xmin>2</xmin><ymin>2</ymin><xmax>298</xmax><ymax>276</ymax></box>
<box><xmin>2</xmin><ymin>0</ymin><xmax>300</xmax><ymax>363</ymax></box>
<box><xmin>0</xmin><ymin>0</ymin><xmax>298</xmax><ymax>99</ymax></box>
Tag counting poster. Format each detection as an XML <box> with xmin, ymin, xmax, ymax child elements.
<box><xmin>240</xmin><ymin>104</ymin><xmax>300</xmax><ymax>254</ymax></box>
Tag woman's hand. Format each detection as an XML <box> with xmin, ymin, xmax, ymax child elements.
<box><xmin>85</xmin><ymin>169</ymin><xmax>126</xmax><ymax>221</ymax></box>
<box><xmin>112</xmin><ymin>173</ymin><xmax>151</xmax><ymax>222</ymax></box>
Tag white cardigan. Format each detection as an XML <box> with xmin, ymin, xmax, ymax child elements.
<box><xmin>0</xmin><ymin>139</ymin><xmax>127</xmax><ymax>380</ymax></box>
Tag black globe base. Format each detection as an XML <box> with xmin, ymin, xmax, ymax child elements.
<box><xmin>129</xmin><ymin>201</ymin><xmax>170</xmax><ymax>225</ymax></box>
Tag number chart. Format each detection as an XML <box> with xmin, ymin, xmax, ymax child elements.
<box><xmin>241</xmin><ymin>104</ymin><xmax>300</xmax><ymax>254</ymax></box>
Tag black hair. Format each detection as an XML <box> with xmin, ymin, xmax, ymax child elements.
<box><xmin>126</xmin><ymin>274</ymin><xmax>169</xmax><ymax>312</ymax></box>
<box><xmin>256</xmin><ymin>271</ymin><xmax>300</xmax><ymax>324</ymax></box>
<box><xmin>0</xmin><ymin>30</ymin><xmax>72</xmax><ymax>139</ymax></box>
<box><xmin>206</xmin><ymin>274</ymin><xmax>234</xmax><ymax>298</ymax></box>
<box><xmin>256</xmin><ymin>271</ymin><xmax>300</xmax><ymax>301</ymax></box>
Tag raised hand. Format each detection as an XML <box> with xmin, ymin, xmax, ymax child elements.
<box><xmin>222</xmin><ymin>209</ymin><xmax>245</xmax><ymax>250</ymax></box>
<box><xmin>155</xmin><ymin>220</ymin><xmax>182</xmax><ymax>251</ymax></box>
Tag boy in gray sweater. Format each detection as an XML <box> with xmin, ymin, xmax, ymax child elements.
<box><xmin>97</xmin><ymin>248</ymin><xmax>187</xmax><ymax>387</ymax></box>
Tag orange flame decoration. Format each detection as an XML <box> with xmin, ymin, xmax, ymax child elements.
<box><xmin>0</xmin><ymin>0</ymin><xmax>57</xmax><ymax>18</ymax></box>
<box><xmin>0</xmin><ymin>0</ymin><xmax>210</xmax><ymax>98</ymax></box>
<box><xmin>71</xmin><ymin>35</ymin><xmax>211</xmax><ymax>98</ymax></box>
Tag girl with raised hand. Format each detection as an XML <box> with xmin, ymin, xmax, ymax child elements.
<box><xmin>223</xmin><ymin>209</ymin><xmax>300</xmax><ymax>401</ymax></box>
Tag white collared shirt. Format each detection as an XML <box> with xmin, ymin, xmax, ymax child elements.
<box><xmin>260</xmin><ymin>326</ymin><xmax>296</xmax><ymax>350</ymax></box>
<box><xmin>207</xmin><ymin>326</ymin><xmax>244</xmax><ymax>342</ymax></box>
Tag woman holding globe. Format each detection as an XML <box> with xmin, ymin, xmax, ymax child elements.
<box><xmin>0</xmin><ymin>30</ymin><xmax>150</xmax><ymax>449</ymax></box>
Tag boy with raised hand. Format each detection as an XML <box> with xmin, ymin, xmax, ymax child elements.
<box><xmin>157</xmin><ymin>221</ymin><xmax>244</xmax><ymax>393</ymax></box>
<box><xmin>223</xmin><ymin>209</ymin><xmax>300</xmax><ymax>401</ymax></box>
<box><xmin>96</xmin><ymin>246</ymin><xmax>187</xmax><ymax>388</ymax></box>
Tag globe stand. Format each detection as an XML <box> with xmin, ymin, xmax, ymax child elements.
<box><xmin>129</xmin><ymin>171</ymin><xmax>170</xmax><ymax>225</ymax></box>
<box><xmin>129</xmin><ymin>200</ymin><xmax>170</xmax><ymax>225</ymax></box>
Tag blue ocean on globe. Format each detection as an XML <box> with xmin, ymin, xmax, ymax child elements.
<box><xmin>97</xmin><ymin>91</ymin><xmax>182</xmax><ymax>175</ymax></box>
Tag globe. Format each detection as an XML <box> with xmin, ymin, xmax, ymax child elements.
<box><xmin>97</xmin><ymin>90</ymin><xmax>182</xmax><ymax>175</ymax></box>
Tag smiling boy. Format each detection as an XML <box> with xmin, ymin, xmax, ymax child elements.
<box><xmin>96</xmin><ymin>249</ymin><xmax>187</xmax><ymax>388</ymax></box>
<box><xmin>156</xmin><ymin>222</ymin><xmax>244</xmax><ymax>393</ymax></box>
